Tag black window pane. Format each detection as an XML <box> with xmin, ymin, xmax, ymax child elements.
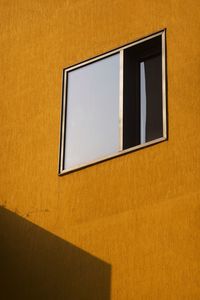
<box><xmin>144</xmin><ymin>55</ymin><xmax>163</xmax><ymax>142</ymax></box>
<box><xmin>123</xmin><ymin>35</ymin><xmax>163</xmax><ymax>149</ymax></box>
<box><xmin>123</xmin><ymin>46</ymin><xmax>141</xmax><ymax>149</ymax></box>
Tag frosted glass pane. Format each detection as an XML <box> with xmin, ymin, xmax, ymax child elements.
<box><xmin>64</xmin><ymin>54</ymin><xmax>120</xmax><ymax>170</ymax></box>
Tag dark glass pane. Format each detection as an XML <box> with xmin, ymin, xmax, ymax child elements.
<box><xmin>123</xmin><ymin>35</ymin><xmax>163</xmax><ymax>149</ymax></box>
<box><xmin>144</xmin><ymin>55</ymin><xmax>163</xmax><ymax>142</ymax></box>
<box><xmin>123</xmin><ymin>46</ymin><xmax>140</xmax><ymax>149</ymax></box>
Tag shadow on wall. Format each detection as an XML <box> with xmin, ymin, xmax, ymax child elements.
<box><xmin>0</xmin><ymin>207</ymin><xmax>111</xmax><ymax>300</ymax></box>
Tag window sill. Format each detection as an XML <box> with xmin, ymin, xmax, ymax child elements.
<box><xmin>58</xmin><ymin>136</ymin><xmax>167</xmax><ymax>175</ymax></box>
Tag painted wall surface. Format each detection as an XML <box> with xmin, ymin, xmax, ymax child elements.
<box><xmin>0</xmin><ymin>1</ymin><xmax>200</xmax><ymax>299</ymax></box>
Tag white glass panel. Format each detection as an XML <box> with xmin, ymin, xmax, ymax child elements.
<box><xmin>64</xmin><ymin>54</ymin><xmax>120</xmax><ymax>170</ymax></box>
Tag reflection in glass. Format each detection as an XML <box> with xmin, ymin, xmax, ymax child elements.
<box><xmin>140</xmin><ymin>61</ymin><xmax>147</xmax><ymax>144</ymax></box>
<box><xmin>140</xmin><ymin>56</ymin><xmax>163</xmax><ymax>144</ymax></box>
<box><xmin>64</xmin><ymin>54</ymin><xmax>120</xmax><ymax>170</ymax></box>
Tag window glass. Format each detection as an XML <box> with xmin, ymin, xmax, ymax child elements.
<box><xmin>143</xmin><ymin>55</ymin><xmax>163</xmax><ymax>142</ymax></box>
<box><xmin>123</xmin><ymin>35</ymin><xmax>162</xmax><ymax>149</ymax></box>
<box><xmin>64</xmin><ymin>54</ymin><xmax>120</xmax><ymax>170</ymax></box>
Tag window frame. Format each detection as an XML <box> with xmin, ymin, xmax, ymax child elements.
<box><xmin>59</xmin><ymin>29</ymin><xmax>167</xmax><ymax>175</ymax></box>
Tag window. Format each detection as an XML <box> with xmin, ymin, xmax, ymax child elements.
<box><xmin>59</xmin><ymin>30</ymin><xmax>167</xmax><ymax>174</ymax></box>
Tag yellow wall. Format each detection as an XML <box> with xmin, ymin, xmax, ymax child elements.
<box><xmin>0</xmin><ymin>0</ymin><xmax>200</xmax><ymax>299</ymax></box>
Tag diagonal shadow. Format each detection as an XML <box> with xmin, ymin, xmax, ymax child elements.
<box><xmin>0</xmin><ymin>207</ymin><xmax>111</xmax><ymax>300</ymax></box>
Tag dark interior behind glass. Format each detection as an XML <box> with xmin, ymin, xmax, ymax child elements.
<box><xmin>123</xmin><ymin>36</ymin><xmax>163</xmax><ymax>149</ymax></box>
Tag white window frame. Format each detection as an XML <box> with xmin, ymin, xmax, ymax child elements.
<box><xmin>59</xmin><ymin>29</ymin><xmax>167</xmax><ymax>175</ymax></box>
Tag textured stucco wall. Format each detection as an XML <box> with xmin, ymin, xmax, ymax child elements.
<box><xmin>0</xmin><ymin>0</ymin><xmax>200</xmax><ymax>299</ymax></box>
